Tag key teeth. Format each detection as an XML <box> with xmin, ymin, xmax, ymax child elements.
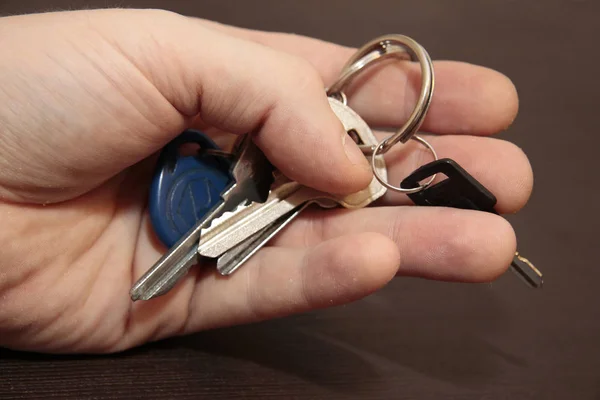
<box><xmin>200</xmin><ymin>202</ymin><xmax>250</xmax><ymax>235</ymax></box>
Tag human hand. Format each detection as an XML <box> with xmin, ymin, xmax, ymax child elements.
<box><xmin>0</xmin><ymin>9</ymin><xmax>531</xmax><ymax>353</ymax></box>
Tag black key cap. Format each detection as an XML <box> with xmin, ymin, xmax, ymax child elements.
<box><xmin>401</xmin><ymin>158</ymin><xmax>543</xmax><ymax>288</ymax></box>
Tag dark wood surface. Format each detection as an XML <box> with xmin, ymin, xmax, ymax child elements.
<box><xmin>1</xmin><ymin>1</ymin><xmax>598</xmax><ymax>399</ymax></box>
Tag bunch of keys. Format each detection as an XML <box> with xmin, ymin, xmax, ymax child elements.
<box><xmin>130</xmin><ymin>34</ymin><xmax>542</xmax><ymax>302</ymax></box>
<box><xmin>131</xmin><ymin>97</ymin><xmax>387</xmax><ymax>301</ymax></box>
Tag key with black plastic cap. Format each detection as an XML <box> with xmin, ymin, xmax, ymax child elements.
<box><xmin>401</xmin><ymin>158</ymin><xmax>543</xmax><ymax>288</ymax></box>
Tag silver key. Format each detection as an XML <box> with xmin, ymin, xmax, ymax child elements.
<box><xmin>215</xmin><ymin>203</ymin><xmax>311</xmax><ymax>275</ymax></box>
<box><xmin>198</xmin><ymin>98</ymin><xmax>387</xmax><ymax>266</ymax></box>
<box><xmin>196</xmin><ymin>177</ymin><xmax>329</xmax><ymax>258</ymax></box>
<box><xmin>214</xmin><ymin>96</ymin><xmax>387</xmax><ymax>275</ymax></box>
<box><xmin>129</xmin><ymin>134</ymin><xmax>275</xmax><ymax>301</ymax></box>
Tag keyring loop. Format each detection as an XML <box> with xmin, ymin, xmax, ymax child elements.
<box><xmin>327</xmin><ymin>34</ymin><xmax>438</xmax><ymax>194</ymax></box>
<box><xmin>326</xmin><ymin>45</ymin><xmax>411</xmax><ymax>102</ymax></box>
<box><xmin>326</xmin><ymin>34</ymin><xmax>435</xmax><ymax>148</ymax></box>
<box><xmin>371</xmin><ymin>135</ymin><xmax>438</xmax><ymax>194</ymax></box>
<box><xmin>327</xmin><ymin>50</ymin><xmax>408</xmax><ymax>106</ymax></box>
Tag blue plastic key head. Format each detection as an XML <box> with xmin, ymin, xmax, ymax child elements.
<box><xmin>149</xmin><ymin>130</ymin><xmax>233</xmax><ymax>248</ymax></box>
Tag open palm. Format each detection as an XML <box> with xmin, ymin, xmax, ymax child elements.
<box><xmin>0</xmin><ymin>9</ymin><xmax>531</xmax><ymax>353</ymax></box>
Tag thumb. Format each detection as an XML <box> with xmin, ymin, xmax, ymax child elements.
<box><xmin>0</xmin><ymin>9</ymin><xmax>372</xmax><ymax>204</ymax></box>
<box><xmin>139</xmin><ymin>10</ymin><xmax>373</xmax><ymax>193</ymax></box>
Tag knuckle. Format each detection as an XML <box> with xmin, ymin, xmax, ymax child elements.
<box><xmin>494</xmin><ymin>139</ymin><xmax>534</xmax><ymax>209</ymax></box>
<box><xmin>284</xmin><ymin>55</ymin><xmax>324</xmax><ymax>93</ymax></box>
<box><xmin>136</xmin><ymin>8</ymin><xmax>183</xmax><ymax>21</ymax></box>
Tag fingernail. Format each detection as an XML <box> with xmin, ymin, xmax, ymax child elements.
<box><xmin>343</xmin><ymin>134</ymin><xmax>370</xmax><ymax>168</ymax></box>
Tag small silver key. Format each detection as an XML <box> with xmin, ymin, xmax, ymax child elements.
<box><xmin>196</xmin><ymin>176</ymin><xmax>331</xmax><ymax>258</ymax></box>
<box><xmin>198</xmin><ymin>97</ymin><xmax>387</xmax><ymax>269</ymax></box>
<box><xmin>215</xmin><ymin>203</ymin><xmax>311</xmax><ymax>275</ymax></box>
<box><xmin>214</xmin><ymin>96</ymin><xmax>387</xmax><ymax>275</ymax></box>
<box><xmin>130</xmin><ymin>134</ymin><xmax>275</xmax><ymax>301</ymax></box>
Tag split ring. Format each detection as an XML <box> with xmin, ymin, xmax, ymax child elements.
<box><xmin>326</xmin><ymin>34</ymin><xmax>435</xmax><ymax>148</ymax></box>
<box><xmin>328</xmin><ymin>34</ymin><xmax>438</xmax><ymax>194</ymax></box>
<box><xmin>371</xmin><ymin>135</ymin><xmax>438</xmax><ymax>194</ymax></box>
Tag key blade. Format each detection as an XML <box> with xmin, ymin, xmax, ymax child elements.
<box><xmin>131</xmin><ymin>247</ymin><xmax>197</xmax><ymax>301</ymax></box>
<box><xmin>509</xmin><ymin>252</ymin><xmax>543</xmax><ymax>288</ymax></box>
<box><xmin>217</xmin><ymin>203</ymin><xmax>309</xmax><ymax>275</ymax></box>
<box><xmin>130</xmin><ymin>194</ymin><xmax>238</xmax><ymax>301</ymax></box>
<box><xmin>198</xmin><ymin>181</ymin><xmax>309</xmax><ymax>258</ymax></box>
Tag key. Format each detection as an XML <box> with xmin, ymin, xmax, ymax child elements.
<box><xmin>215</xmin><ymin>203</ymin><xmax>310</xmax><ymax>275</ymax></box>
<box><xmin>214</xmin><ymin>96</ymin><xmax>387</xmax><ymax>275</ymax></box>
<box><xmin>400</xmin><ymin>158</ymin><xmax>543</xmax><ymax>288</ymax></box>
<box><xmin>147</xmin><ymin>130</ymin><xmax>233</xmax><ymax>248</ymax></box>
<box><xmin>197</xmin><ymin>173</ymin><xmax>372</xmax><ymax>261</ymax></box>
<box><xmin>130</xmin><ymin>133</ymin><xmax>275</xmax><ymax>301</ymax></box>
<box><xmin>198</xmin><ymin>97</ymin><xmax>388</xmax><ymax>270</ymax></box>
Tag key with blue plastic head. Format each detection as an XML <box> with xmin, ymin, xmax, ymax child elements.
<box><xmin>148</xmin><ymin>130</ymin><xmax>233</xmax><ymax>248</ymax></box>
<box><xmin>130</xmin><ymin>131</ymin><xmax>275</xmax><ymax>301</ymax></box>
<box><xmin>401</xmin><ymin>158</ymin><xmax>543</xmax><ymax>288</ymax></box>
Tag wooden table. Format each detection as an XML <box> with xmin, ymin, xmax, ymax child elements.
<box><xmin>1</xmin><ymin>1</ymin><xmax>597</xmax><ymax>398</ymax></box>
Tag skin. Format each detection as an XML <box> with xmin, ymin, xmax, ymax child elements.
<box><xmin>0</xmin><ymin>9</ymin><xmax>532</xmax><ymax>354</ymax></box>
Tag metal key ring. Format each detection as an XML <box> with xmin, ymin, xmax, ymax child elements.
<box><xmin>326</xmin><ymin>34</ymin><xmax>437</xmax><ymax>193</ymax></box>
<box><xmin>327</xmin><ymin>34</ymin><xmax>434</xmax><ymax>148</ymax></box>
<box><xmin>364</xmin><ymin>135</ymin><xmax>438</xmax><ymax>194</ymax></box>
<box><xmin>326</xmin><ymin>46</ymin><xmax>411</xmax><ymax>104</ymax></box>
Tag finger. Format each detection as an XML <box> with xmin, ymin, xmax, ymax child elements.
<box><xmin>271</xmin><ymin>206</ymin><xmax>517</xmax><ymax>282</ymax></box>
<box><xmin>374</xmin><ymin>133</ymin><xmax>533</xmax><ymax>213</ymax></box>
<box><xmin>194</xmin><ymin>124</ymin><xmax>533</xmax><ymax>213</ymax></box>
<box><xmin>197</xmin><ymin>19</ymin><xmax>519</xmax><ymax>135</ymax></box>
<box><xmin>181</xmin><ymin>232</ymin><xmax>400</xmax><ymax>333</ymax></box>
<box><xmin>191</xmin><ymin>126</ymin><xmax>532</xmax><ymax>214</ymax></box>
